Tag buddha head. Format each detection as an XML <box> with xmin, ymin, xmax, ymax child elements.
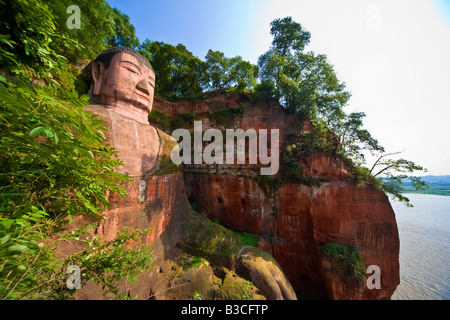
<box><xmin>87</xmin><ymin>46</ymin><xmax>156</xmax><ymax>123</ymax></box>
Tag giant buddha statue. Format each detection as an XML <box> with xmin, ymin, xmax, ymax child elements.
<box><xmin>65</xmin><ymin>46</ymin><xmax>296</xmax><ymax>300</ymax></box>
<box><xmin>64</xmin><ymin>47</ymin><xmax>186</xmax><ymax>299</ymax></box>
<box><xmin>86</xmin><ymin>46</ymin><xmax>160</xmax><ymax>175</ymax></box>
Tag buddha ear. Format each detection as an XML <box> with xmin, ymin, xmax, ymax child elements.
<box><xmin>91</xmin><ymin>61</ymin><xmax>104</xmax><ymax>95</ymax></box>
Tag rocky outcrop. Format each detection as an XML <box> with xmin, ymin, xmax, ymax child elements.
<box><xmin>236</xmin><ymin>246</ymin><xmax>297</xmax><ymax>300</ymax></box>
<box><xmin>153</xmin><ymin>92</ymin><xmax>400</xmax><ymax>300</ymax></box>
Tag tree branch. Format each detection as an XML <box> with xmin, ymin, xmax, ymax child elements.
<box><xmin>369</xmin><ymin>151</ymin><xmax>403</xmax><ymax>174</ymax></box>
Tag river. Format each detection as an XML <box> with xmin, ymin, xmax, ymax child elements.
<box><xmin>390</xmin><ymin>193</ymin><xmax>450</xmax><ymax>300</ymax></box>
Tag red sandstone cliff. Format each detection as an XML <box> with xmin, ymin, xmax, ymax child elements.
<box><xmin>61</xmin><ymin>102</ymin><xmax>297</xmax><ymax>300</ymax></box>
<box><xmin>153</xmin><ymin>92</ymin><xmax>400</xmax><ymax>300</ymax></box>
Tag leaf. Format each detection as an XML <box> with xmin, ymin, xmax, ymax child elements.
<box><xmin>30</xmin><ymin>126</ymin><xmax>46</xmax><ymax>137</ymax></box>
<box><xmin>53</xmin><ymin>131</ymin><xmax>59</xmax><ymax>144</ymax></box>
<box><xmin>7</xmin><ymin>244</ymin><xmax>29</xmax><ymax>253</ymax></box>
<box><xmin>1</xmin><ymin>235</ymin><xmax>11</xmax><ymax>245</ymax></box>
<box><xmin>96</xmin><ymin>130</ymin><xmax>106</xmax><ymax>140</ymax></box>
<box><xmin>2</xmin><ymin>219</ymin><xmax>14</xmax><ymax>229</ymax></box>
<box><xmin>17</xmin><ymin>265</ymin><xmax>26</xmax><ymax>272</ymax></box>
<box><xmin>44</xmin><ymin>128</ymin><xmax>54</xmax><ymax>138</ymax></box>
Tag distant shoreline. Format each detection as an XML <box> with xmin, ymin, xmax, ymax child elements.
<box><xmin>400</xmin><ymin>186</ymin><xmax>450</xmax><ymax>196</ymax></box>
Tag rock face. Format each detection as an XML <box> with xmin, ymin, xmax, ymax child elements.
<box><xmin>153</xmin><ymin>92</ymin><xmax>400</xmax><ymax>300</ymax></box>
<box><xmin>63</xmin><ymin>103</ymin><xmax>296</xmax><ymax>300</ymax></box>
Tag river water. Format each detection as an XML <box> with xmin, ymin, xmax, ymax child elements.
<box><xmin>390</xmin><ymin>193</ymin><xmax>450</xmax><ymax>300</ymax></box>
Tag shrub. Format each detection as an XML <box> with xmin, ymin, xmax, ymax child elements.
<box><xmin>320</xmin><ymin>242</ymin><xmax>366</xmax><ymax>282</ymax></box>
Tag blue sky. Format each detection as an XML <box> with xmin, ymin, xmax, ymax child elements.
<box><xmin>107</xmin><ymin>0</ymin><xmax>450</xmax><ymax>176</ymax></box>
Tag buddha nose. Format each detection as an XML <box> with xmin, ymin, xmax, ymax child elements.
<box><xmin>136</xmin><ymin>78</ymin><xmax>150</xmax><ymax>96</ymax></box>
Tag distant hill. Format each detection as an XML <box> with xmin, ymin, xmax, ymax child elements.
<box><xmin>401</xmin><ymin>175</ymin><xmax>450</xmax><ymax>186</ymax></box>
<box><xmin>396</xmin><ymin>175</ymin><xmax>450</xmax><ymax>196</ymax></box>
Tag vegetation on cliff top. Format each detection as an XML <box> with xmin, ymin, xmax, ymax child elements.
<box><xmin>143</xmin><ymin>15</ymin><xmax>427</xmax><ymax>207</ymax></box>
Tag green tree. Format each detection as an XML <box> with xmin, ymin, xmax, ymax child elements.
<box><xmin>228</xmin><ymin>55</ymin><xmax>259</xmax><ymax>90</ymax></box>
<box><xmin>333</xmin><ymin>112</ymin><xmax>384</xmax><ymax>163</ymax></box>
<box><xmin>43</xmin><ymin>0</ymin><xmax>116</xmax><ymax>62</ymax></box>
<box><xmin>107</xmin><ymin>8</ymin><xmax>140</xmax><ymax>49</ymax></box>
<box><xmin>258</xmin><ymin>18</ymin><xmax>350</xmax><ymax>120</ymax></box>
<box><xmin>205</xmin><ymin>49</ymin><xmax>230</xmax><ymax>90</ymax></box>
<box><xmin>205</xmin><ymin>50</ymin><xmax>259</xmax><ymax>91</ymax></box>
<box><xmin>139</xmin><ymin>40</ymin><xmax>207</xmax><ymax>99</ymax></box>
<box><xmin>270</xmin><ymin>16</ymin><xmax>311</xmax><ymax>56</ymax></box>
<box><xmin>369</xmin><ymin>152</ymin><xmax>429</xmax><ymax>207</ymax></box>
<box><xmin>258</xmin><ymin>17</ymin><xmax>428</xmax><ymax>206</ymax></box>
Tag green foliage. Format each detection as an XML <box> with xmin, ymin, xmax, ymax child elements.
<box><xmin>258</xmin><ymin>17</ymin><xmax>349</xmax><ymax>121</ymax></box>
<box><xmin>351</xmin><ymin>165</ymin><xmax>381</xmax><ymax>188</ymax></box>
<box><xmin>211</xmin><ymin>217</ymin><xmax>259</xmax><ymax>248</ymax></box>
<box><xmin>191</xmin><ymin>290</ymin><xmax>202</xmax><ymax>300</ymax></box>
<box><xmin>320</xmin><ymin>242</ymin><xmax>366</xmax><ymax>282</ymax></box>
<box><xmin>250</xmin><ymin>79</ymin><xmax>278</xmax><ymax>103</ymax></box>
<box><xmin>287</xmin><ymin>120</ymin><xmax>336</xmax><ymax>158</ymax></box>
<box><xmin>0</xmin><ymin>75</ymin><xmax>156</xmax><ymax>299</ymax></box>
<box><xmin>256</xmin><ymin>16</ymin><xmax>427</xmax><ymax>206</ymax></box>
<box><xmin>152</xmin><ymin>156</ymin><xmax>183</xmax><ymax>176</ymax></box>
<box><xmin>172</xmin><ymin>112</ymin><xmax>195</xmax><ymax>130</ymax></box>
<box><xmin>0</xmin><ymin>208</ymin><xmax>61</xmax><ymax>299</ymax></box>
<box><xmin>242</xmin><ymin>280</ymin><xmax>255</xmax><ymax>300</ymax></box>
<box><xmin>148</xmin><ymin>109</ymin><xmax>195</xmax><ymax>133</ymax></box>
<box><xmin>232</xmin><ymin>231</ymin><xmax>259</xmax><ymax>248</ymax></box>
<box><xmin>205</xmin><ymin>50</ymin><xmax>258</xmax><ymax>91</ymax></box>
<box><xmin>138</xmin><ymin>43</ymin><xmax>258</xmax><ymax>99</ymax></box>
<box><xmin>254</xmin><ymin>176</ymin><xmax>284</xmax><ymax>199</ymax></box>
<box><xmin>179</xmin><ymin>253</ymin><xmax>208</xmax><ymax>270</ymax></box>
<box><xmin>208</xmin><ymin>107</ymin><xmax>244</xmax><ymax>127</ymax></box>
<box><xmin>0</xmin><ymin>0</ymin><xmax>153</xmax><ymax>299</ymax></box>
<box><xmin>0</xmin><ymin>78</ymin><xmax>128</xmax><ymax>220</ymax></box>
<box><xmin>219</xmin><ymin>275</ymin><xmax>256</xmax><ymax>300</ymax></box>
<box><xmin>181</xmin><ymin>211</ymin><xmax>242</xmax><ymax>259</ymax></box>
<box><xmin>107</xmin><ymin>8</ymin><xmax>140</xmax><ymax>49</ymax></box>
<box><xmin>69</xmin><ymin>227</ymin><xmax>153</xmax><ymax>299</ymax></box>
<box><xmin>0</xmin><ymin>0</ymin><xmax>70</xmax><ymax>78</ymax></box>
<box><xmin>228</xmin><ymin>56</ymin><xmax>259</xmax><ymax>90</ymax></box>
<box><xmin>276</xmin><ymin>120</ymin><xmax>335</xmax><ymax>185</ymax></box>
<box><xmin>270</xmin><ymin>17</ymin><xmax>311</xmax><ymax>56</ymax></box>
<box><xmin>148</xmin><ymin>110</ymin><xmax>173</xmax><ymax>132</ymax></box>
<box><xmin>400</xmin><ymin>185</ymin><xmax>450</xmax><ymax>196</ymax></box>
<box><xmin>139</xmin><ymin>40</ymin><xmax>207</xmax><ymax>99</ymax></box>
<box><xmin>205</xmin><ymin>49</ymin><xmax>229</xmax><ymax>90</ymax></box>
<box><xmin>333</xmin><ymin>112</ymin><xmax>384</xmax><ymax>163</ymax></box>
<box><xmin>363</xmin><ymin>152</ymin><xmax>428</xmax><ymax>207</ymax></box>
<box><xmin>43</xmin><ymin>0</ymin><xmax>116</xmax><ymax>62</ymax></box>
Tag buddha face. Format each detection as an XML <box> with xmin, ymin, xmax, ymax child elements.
<box><xmin>90</xmin><ymin>52</ymin><xmax>156</xmax><ymax>115</ymax></box>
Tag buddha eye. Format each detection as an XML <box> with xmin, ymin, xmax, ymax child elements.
<box><xmin>126</xmin><ymin>67</ymin><xmax>139</xmax><ymax>75</ymax></box>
